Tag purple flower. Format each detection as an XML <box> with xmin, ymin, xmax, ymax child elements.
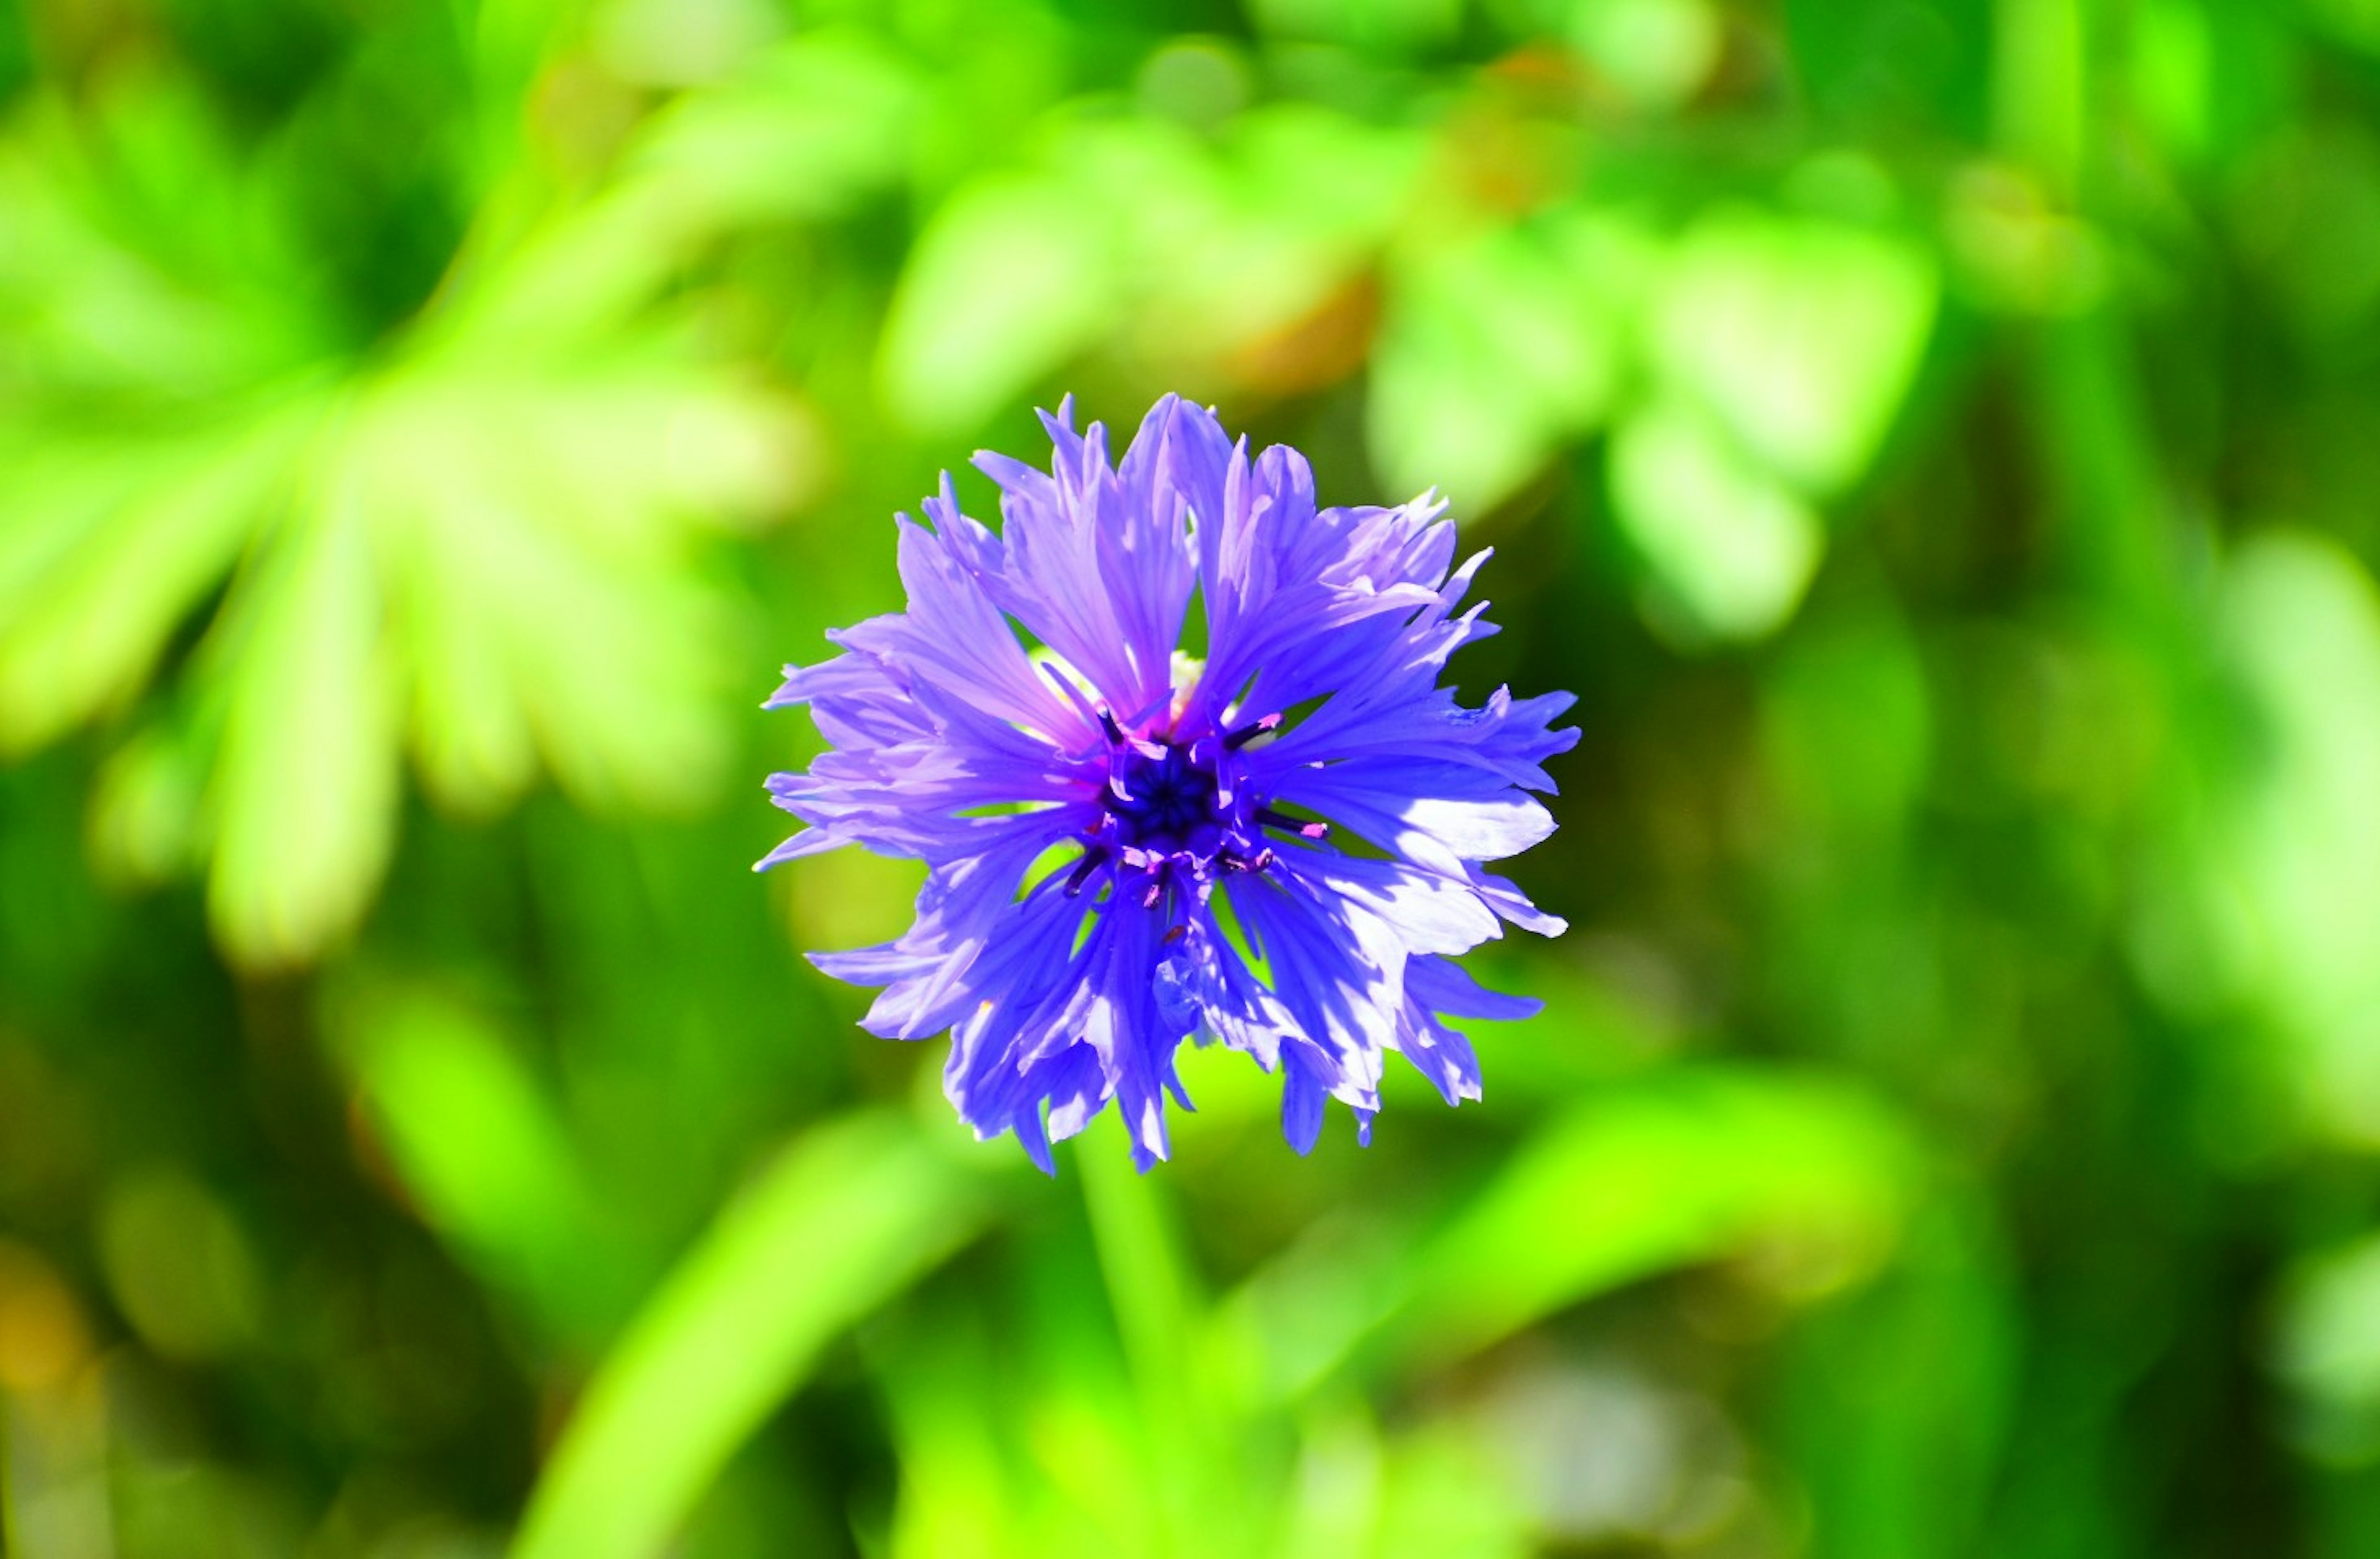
<box><xmin>759</xmin><ymin>397</ymin><xmax>1577</xmax><ymax>1170</ymax></box>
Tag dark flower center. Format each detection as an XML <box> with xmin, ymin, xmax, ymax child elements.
<box><xmin>1104</xmin><ymin>740</ymin><xmax>1220</xmax><ymax>853</ymax></box>
<box><xmin>1062</xmin><ymin>708</ymin><xmax>1323</xmax><ymax>905</ymax></box>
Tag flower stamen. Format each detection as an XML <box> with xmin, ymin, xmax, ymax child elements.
<box><xmin>1258</xmin><ymin>808</ymin><xmax>1329</xmax><ymax>840</ymax></box>
<box><xmin>1222</xmin><ymin>711</ymin><xmax>1282</xmax><ymax>750</ymax></box>
<box><xmin>1064</xmin><ymin>846</ymin><xmax>1111</xmax><ymax>896</ymax></box>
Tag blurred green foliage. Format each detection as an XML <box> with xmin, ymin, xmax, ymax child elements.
<box><xmin>4</xmin><ymin>0</ymin><xmax>2380</xmax><ymax>1554</ymax></box>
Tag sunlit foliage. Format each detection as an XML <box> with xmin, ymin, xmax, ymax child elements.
<box><xmin>4</xmin><ymin>0</ymin><xmax>2380</xmax><ymax>1555</ymax></box>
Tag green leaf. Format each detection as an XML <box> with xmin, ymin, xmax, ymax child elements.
<box><xmin>630</xmin><ymin>32</ymin><xmax>920</xmax><ymax>229</ymax></box>
<box><xmin>342</xmin><ymin>357</ymin><xmax>803</xmax><ymax>816</ymax></box>
<box><xmin>1230</xmin><ymin>105</ymin><xmax>1427</xmax><ymax>255</ymax></box>
<box><xmin>334</xmin><ymin>986</ymin><xmax>628</xmax><ymax>1345</ymax></box>
<box><xmin>0</xmin><ymin>58</ymin><xmax>819</xmax><ymax>972</ymax></box>
<box><xmin>1370</xmin><ymin>216</ymin><xmax>1632</xmax><ymax>512</ymax></box>
<box><xmin>2195</xmin><ymin>532</ymin><xmax>2380</xmax><ymax>1144</ymax></box>
<box><xmin>1566</xmin><ymin>0</ymin><xmax>1725</xmax><ymax>110</ymax></box>
<box><xmin>96</xmin><ymin>1166</ymin><xmax>264</xmax><ymax>1363</ymax></box>
<box><xmin>1773</xmin><ymin>1196</ymin><xmax>2017</xmax><ymax>1559</ymax></box>
<box><xmin>875</xmin><ymin>1323</ymin><xmax>1022</xmax><ymax>1559</ymax></box>
<box><xmin>86</xmin><ymin>719</ymin><xmax>207</xmax><ymax>886</ymax></box>
<box><xmin>1760</xmin><ymin>608</ymin><xmax>1933</xmax><ymax>838</ymax></box>
<box><xmin>876</xmin><ymin>1333</ymin><xmax>1023</xmax><ymax>1559</ymax></box>
<box><xmin>1373</xmin><ymin>1422</ymin><xmax>1530</xmax><ymax>1559</ymax></box>
<box><xmin>511</xmin><ymin>1113</ymin><xmax>988</xmax><ymax>1559</ymax></box>
<box><xmin>0</xmin><ymin>80</ymin><xmax>325</xmax><ymax>400</ymax></box>
<box><xmin>447</xmin><ymin>35</ymin><xmax>918</xmax><ymax>356</ymax></box>
<box><xmin>0</xmin><ymin>401</ymin><xmax>317</xmax><ymax>755</ymax></box>
<box><xmin>1394</xmin><ymin>1068</ymin><xmax>1918</xmax><ymax>1364</ymax></box>
<box><xmin>878</xmin><ymin>170</ymin><xmax>1118</xmax><ymax>434</ymax></box>
<box><xmin>1608</xmin><ymin>397</ymin><xmax>1825</xmax><ymax>643</ymax></box>
<box><xmin>1649</xmin><ymin>209</ymin><xmax>1937</xmax><ymax>496</ymax></box>
<box><xmin>1218</xmin><ymin>1068</ymin><xmax>1919</xmax><ymax>1407</ymax></box>
<box><xmin>1078</xmin><ymin>1125</ymin><xmax>1259</xmax><ymax>1556</ymax></box>
<box><xmin>1246</xmin><ymin>0</ymin><xmax>1463</xmax><ymax>51</ymax></box>
<box><xmin>203</xmin><ymin>503</ymin><xmax>401</xmax><ymax>969</ymax></box>
<box><xmin>2276</xmin><ymin>1229</ymin><xmax>2380</xmax><ymax>1462</ymax></box>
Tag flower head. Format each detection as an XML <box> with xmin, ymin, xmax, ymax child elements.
<box><xmin>760</xmin><ymin>397</ymin><xmax>1577</xmax><ymax>1169</ymax></box>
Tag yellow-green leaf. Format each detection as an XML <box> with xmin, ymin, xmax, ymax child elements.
<box><xmin>1650</xmin><ymin>210</ymin><xmax>1936</xmax><ymax>496</ymax></box>
<box><xmin>203</xmin><ymin>499</ymin><xmax>400</xmax><ymax>969</ymax></box>
<box><xmin>1608</xmin><ymin>398</ymin><xmax>1825</xmax><ymax>643</ymax></box>
<box><xmin>511</xmin><ymin>1113</ymin><xmax>987</xmax><ymax>1559</ymax></box>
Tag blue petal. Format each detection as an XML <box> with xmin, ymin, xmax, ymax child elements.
<box><xmin>765</xmin><ymin>393</ymin><xmax>1576</xmax><ymax>1166</ymax></box>
<box><xmin>832</xmin><ymin>515</ymin><xmax>1085</xmax><ymax>740</ymax></box>
<box><xmin>1407</xmin><ymin>954</ymin><xmax>1543</xmax><ymax>1023</ymax></box>
<box><xmin>1280</xmin><ymin>1054</ymin><xmax>1327</xmax><ymax>1154</ymax></box>
<box><xmin>967</xmin><ymin>402</ymin><xmax>1194</xmax><ymax>717</ymax></box>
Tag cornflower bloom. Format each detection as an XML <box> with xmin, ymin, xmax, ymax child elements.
<box><xmin>760</xmin><ymin>397</ymin><xmax>1576</xmax><ymax>1169</ymax></box>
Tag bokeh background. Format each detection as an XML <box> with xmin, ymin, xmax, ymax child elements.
<box><xmin>4</xmin><ymin>0</ymin><xmax>2380</xmax><ymax>1553</ymax></box>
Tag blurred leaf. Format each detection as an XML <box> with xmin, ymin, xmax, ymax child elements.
<box><xmin>1220</xmin><ymin>1068</ymin><xmax>1921</xmax><ymax>1407</ymax></box>
<box><xmin>1082</xmin><ymin>1137</ymin><xmax>1198</xmax><ymax>1405</ymax></box>
<box><xmin>1374</xmin><ymin>1420</ymin><xmax>1529</xmax><ymax>1559</ymax></box>
<box><xmin>2238</xmin><ymin>126</ymin><xmax>2380</xmax><ymax>343</ymax></box>
<box><xmin>0</xmin><ymin>57</ymin><xmax>816</xmax><ymax>970</ymax></box>
<box><xmin>469</xmin><ymin>0</ymin><xmax>586</xmax><ymax>179</ymax></box>
<box><xmin>1774</xmin><ymin>1195</ymin><xmax>2017</xmax><ymax>1559</ymax></box>
<box><xmin>1079</xmin><ymin>1129</ymin><xmax>1259</xmax><ymax>1556</ymax></box>
<box><xmin>449</xmin><ymin>32</ymin><xmax>920</xmax><ymax>352</ymax></box>
<box><xmin>1780</xmin><ymin>0</ymin><xmax>1991</xmax><ymax>137</ymax></box>
<box><xmin>630</xmin><ymin>31</ymin><xmax>919</xmax><ymax>227</ymax></box>
<box><xmin>2130</xmin><ymin>0</ymin><xmax>2214</xmax><ymax>162</ymax></box>
<box><xmin>511</xmin><ymin>1113</ymin><xmax>987</xmax><ymax>1559</ymax></box>
<box><xmin>879</xmin><ymin>1325</ymin><xmax>1018</xmax><ymax>1559</ymax></box>
<box><xmin>1650</xmin><ymin>209</ymin><xmax>1936</xmax><ymax>496</ymax></box>
<box><xmin>203</xmin><ymin>500</ymin><xmax>402</xmax><ymax>968</ymax></box>
<box><xmin>2311</xmin><ymin>0</ymin><xmax>2380</xmax><ymax>56</ymax></box>
<box><xmin>431</xmin><ymin>181</ymin><xmax>710</xmax><ymax>355</ymax></box>
<box><xmin>337</xmin><ymin>986</ymin><xmax>628</xmax><ymax>1343</ymax></box>
<box><xmin>594</xmin><ymin>0</ymin><xmax>784</xmax><ymax>87</ymax></box>
<box><xmin>96</xmin><ymin>1167</ymin><xmax>263</xmax><ymax>1363</ymax></box>
<box><xmin>1370</xmin><ymin>214</ymin><xmax>1631</xmax><ymax>512</ymax></box>
<box><xmin>0</xmin><ymin>1239</ymin><xmax>94</xmax><ymax>1395</ymax></box>
<box><xmin>881</xmin><ymin>104</ymin><xmax>1427</xmax><ymax>430</ymax></box>
<box><xmin>1277</xmin><ymin>1403</ymin><xmax>1388</xmax><ymax>1559</ymax></box>
<box><xmin>0</xmin><ymin>82</ymin><xmax>326</xmax><ymax>400</ymax></box>
<box><xmin>1761</xmin><ymin>608</ymin><xmax>1933</xmax><ymax>840</ymax></box>
<box><xmin>2276</xmin><ymin>1229</ymin><xmax>2380</xmax><ymax>1464</ymax></box>
<box><xmin>1395</xmin><ymin>1068</ymin><xmax>1919</xmax><ymax>1364</ymax></box>
<box><xmin>1608</xmin><ymin>397</ymin><xmax>1826</xmax><ymax>643</ymax></box>
<box><xmin>1566</xmin><ymin>0</ymin><xmax>1725</xmax><ymax>110</ymax></box>
<box><xmin>1141</xmin><ymin>108</ymin><xmax>1417</xmax><ymax>335</ymax></box>
<box><xmin>86</xmin><ymin>719</ymin><xmax>208</xmax><ymax>885</ymax></box>
<box><xmin>1991</xmin><ymin>0</ymin><xmax>2084</xmax><ymax>189</ymax></box>
<box><xmin>1248</xmin><ymin>0</ymin><xmax>1464</xmax><ymax>51</ymax></box>
<box><xmin>2195</xmin><ymin>532</ymin><xmax>2380</xmax><ymax>1144</ymax></box>
<box><xmin>0</xmin><ymin>401</ymin><xmax>317</xmax><ymax>755</ymax></box>
<box><xmin>1230</xmin><ymin>105</ymin><xmax>1426</xmax><ymax>254</ymax></box>
<box><xmin>344</xmin><ymin>353</ymin><xmax>802</xmax><ymax>817</ymax></box>
<box><xmin>878</xmin><ymin>169</ymin><xmax>1119</xmax><ymax>434</ymax></box>
<box><xmin>1073</xmin><ymin>119</ymin><xmax>1284</xmax><ymax>353</ymax></box>
<box><xmin>1096</xmin><ymin>108</ymin><xmax>1420</xmax><ymax>392</ymax></box>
